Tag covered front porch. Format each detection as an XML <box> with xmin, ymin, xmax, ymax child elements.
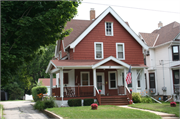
<box><xmin>46</xmin><ymin>56</ymin><xmax>146</xmax><ymax>106</ymax></box>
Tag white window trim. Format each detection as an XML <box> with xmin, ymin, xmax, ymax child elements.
<box><xmin>80</xmin><ymin>72</ymin><xmax>90</xmax><ymax>86</ymax></box>
<box><xmin>108</xmin><ymin>71</ymin><xmax>117</xmax><ymax>89</ymax></box>
<box><xmin>105</xmin><ymin>22</ymin><xmax>113</xmax><ymax>36</ymax></box>
<box><xmin>116</xmin><ymin>43</ymin><xmax>125</xmax><ymax>60</ymax></box>
<box><xmin>94</xmin><ymin>42</ymin><xmax>104</xmax><ymax>60</ymax></box>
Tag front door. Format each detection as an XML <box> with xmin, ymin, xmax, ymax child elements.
<box><xmin>97</xmin><ymin>73</ymin><xmax>105</xmax><ymax>95</ymax></box>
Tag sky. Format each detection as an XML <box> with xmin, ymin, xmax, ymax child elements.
<box><xmin>74</xmin><ymin>0</ymin><xmax>180</xmax><ymax>34</ymax></box>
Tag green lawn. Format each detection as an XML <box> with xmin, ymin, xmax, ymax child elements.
<box><xmin>129</xmin><ymin>103</ymin><xmax>179</xmax><ymax>117</ymax></box>
<box><xmin>47</xmin><ymin>105</ymin><xmax>161</xmax><ymax>119</ymax></box>
<box><xmin>0</xmin><ymin>104</ymin><xmax>5</xmax><ymax>119</ymax></box>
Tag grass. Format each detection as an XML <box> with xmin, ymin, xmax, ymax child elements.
<box><xmin>129</xmin><ymin>103</ymin><xmax>179</xmax><ymax>117</ymax></box>
<box><xmin>0</xmin><ymin>104</ymin><xmax>5</xmax><ymax>119</ymax></box>
<box><xmin>47</xmin><ymin>105</ymin><xmax>161</xmax><ymax>119</ymax></box>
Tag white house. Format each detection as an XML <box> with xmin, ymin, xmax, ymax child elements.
<box><xmin>139</xmin><ymin>21</ymin><xmax>180</xmax><ymax>101</ymax></box>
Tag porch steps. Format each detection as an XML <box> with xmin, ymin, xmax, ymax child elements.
<box><xmin>101</xmin><ymin>96</ymin><xmax>129</xmax><ymax>105</ymax></box>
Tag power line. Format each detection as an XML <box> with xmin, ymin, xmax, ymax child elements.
<box><xmin>82</xmin><ymin>2</ymin><xmax>180</xmax><ymax>14</ymax></box>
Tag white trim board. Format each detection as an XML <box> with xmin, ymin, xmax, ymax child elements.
<box><xmin>68</xmin><ymin>7</ymin><xmax>148</xmax><ymax>50</ymax></box>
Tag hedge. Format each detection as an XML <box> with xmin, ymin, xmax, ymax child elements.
<box><xmin>83</xmin><ymin>98</ymin><xmax>94</xmax><ymax>106</ymax></box>
<box><xmin>68</xmin><ymin>99</ymin><xmax>81</xmax><ymax>107</ymax></box>
<box><xmin>32</xmin><ymin>86</ymin><xmax>47</xmax><ymax>102</ymax></box>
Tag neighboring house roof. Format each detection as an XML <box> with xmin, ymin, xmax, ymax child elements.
<box><xmin>140</xmin><ymin>21</ymin><xmax>180</xmax><ymax>47</ymax></box>
<box><xmin>59</xmin><ymin>6</ymin><xmax>148</xmax><ymax>51</ymax></box>
<box><xmin>38</xmin><ymin>78</ymin><xmax>56</xmax><ymax>86</ymax></box>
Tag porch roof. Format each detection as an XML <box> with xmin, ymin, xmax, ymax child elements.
<box><xmin>46</xmin><ymin>56</ymin><xmax>147</xmax><ymax>73</ymax></box>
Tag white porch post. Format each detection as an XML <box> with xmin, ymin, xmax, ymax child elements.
<box><xmin>50</xmin><ymin>73</ymin><xmax>53</xmax><ymax>96</ymax></box>
<box><xmin>132</xmin><ymin>69</ymin><xmax>137</xmax><ymax>92</ymax></box>
<box><xmin>117</xmin><ymin>70</ymin><xmax>121</xmax><ymax>86</ymax></box>
<box><xmin>93</xmin><ymin>69</ymin><xmax>96</xmax><ymax>96</ymax></box>
<box><xmin>141</xmin><ymin>69</ymin><xmax>145</xmax><ymax>95</ymax></box>
<box><xmin>60</xmin><ymin>68</ymin><xmax>64</xmax><ymax>106</ymax></box>
<box><xmin>124</xmin><ymin>68</ymin><xmax>127</xmax><ymax>95</ymax></box>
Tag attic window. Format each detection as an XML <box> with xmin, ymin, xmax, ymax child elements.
<box><xmin>105</xmin><ymin>22</ymin><xmax>113</xmax><ymax>36</ymax></box>
<box><xmin>59</xmin><ymin>51</ymin><xmax>62</xmax><ymax>59</ymax></box>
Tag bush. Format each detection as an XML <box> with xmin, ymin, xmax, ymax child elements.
<box><xmin>141</xmin><ymin>96</ymin><xmax>153</xmax><ymax>103</ymax></box>
<box><xmin>132</xmin><ymin>92</ymin><xmax>141</xmax><ymax>103</ymax></box>
<box><xmin>43</xmin><ymin>96</ymin><xmax>56</xmax><ymax>109</ymax></box>
<box><xmin>68</xmin><ymin>99</ymin><xmax>81</xmax><ymax>107</ymax></box>
<box><xmin>32</xmin><ymin>86</ymin><xmax>47</xmax><ymax>102</ymax></box>
<box><xmin>34</xmin><ymin>101</ymin><xmax>45</xmax><ymax>111</ymax></box>
<box><xmin>83</xmin><ymin>99</ymin><xmax>94</xmax><ymax>106</ymax></box>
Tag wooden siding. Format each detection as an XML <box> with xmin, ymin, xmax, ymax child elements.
<box><xmin>101</xmin><ymin>60</ymin><xmax>122</xmax><ymax>66</ymax></box>
<box><xmin>69</xmin><ymin>13</ymin><xmax>144</xmax><ymax>64</ymax></box>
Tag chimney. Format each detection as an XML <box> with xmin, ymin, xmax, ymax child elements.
<box><xmin>90</xmin><ymin>8</ymin><xmax>95</xmax><ymax>20</ymax></box>
<box><xmin>158</xmin><ymin>21</ymin><xmax>163</xmax><ymax>28</ymax></box>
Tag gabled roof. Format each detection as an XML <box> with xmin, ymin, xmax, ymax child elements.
<box><xmin>92</xmin><ymin>56</ymin><xmax>130</xmax><ymax>69</ymax></box>
<box><xmin>67</xmin><ymin>7</ymin><xmax>148</xmax><ymax>50</ymax></box>
<box><xmin>140</xmin><ymin>21</ymin><xmax>180</xmax><ymax>47</ymax></box>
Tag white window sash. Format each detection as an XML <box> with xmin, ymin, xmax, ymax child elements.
<box><xmin>94</xmin><ymin>42</ymin><xmax>104</xmax><ymax>60</ymax></box>
<box><xmin>116</xmin><ymin>43</ymin><xmax>125</xmax><ymax>60</ymax></box>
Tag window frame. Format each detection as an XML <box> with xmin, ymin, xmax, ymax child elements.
<box><xmin>116</xmin><ymin>43</ymin><xmax>125</xmax><ymax>60</ymax></box>
<box><xmin>108</xmin><ymin>71</ymin><xmax>117</xmax><ymax>89</ymax></box>
<box><xmin>105</xmin><ymin>22</ymin><xmax>113</xmax><ymax>36</ymax></box>
<box><xmin>172</xmin><ymin>45</ymin><xmax>179</xmax><ymax>61</ymax></box>
<box><xmin>59</xmin><ymin>51</ymin><xmax>62</xmax><ymax>59</ymax></box>
<box><xmin>94</xmin><ymin>42</ymin><xmax>104</xmax><ymax>60</ymax></box>
<box><xmin>80</xmin><ymin>72</ymin><xmax>90</xmax><ymax>86</ymax></box>
<box><xmin>149</xmin><ymin>73</ymin><xmax>156</xmax><ymax>88</ymax></box>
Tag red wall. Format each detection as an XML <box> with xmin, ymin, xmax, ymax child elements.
<box><xmin>69</xmin><ymin>13</ymin><xmax>144</xmax><ymax>65</ymax></box>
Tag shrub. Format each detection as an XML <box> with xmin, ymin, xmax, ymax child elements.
<box><xmin>68</xmin><ymin>99</ymin><xmax>81</xmax><ymax>107</ymax></box>
<box><xmin>132</xmin><ymin>92</ymin><xmax>141</xmax><ymax>103</ymax></box>
<box><xmin>32</xmin><ymin>86</ymin><xmax>47</xmax><ymax>102</ymax></box>
<box><xmin>141</xmin><ymin>96</ymin><xmax>153</xmax><ymax>103</ymax></box>
<box><xmin>34</xmin><ymin>101</ymin><xmax>45</xmax><ymax>111</ymax></box>
<box><xmin>83</xmin><ymin>99</ymin><xmax>94</xmax><ymax>106</ymax></box>
<box><xmin>43</xmin><ymin>96</ymin><xmax>56</xmax><ymax>109</ymax></box>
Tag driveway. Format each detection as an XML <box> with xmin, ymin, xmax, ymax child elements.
<box><xmin>0</xmin><ymin>101</ymin><xmax>49</xmax><ymax>119</ymax></box>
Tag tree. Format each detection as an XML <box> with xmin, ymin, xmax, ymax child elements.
<box><xmin>1</xmin><ymin>1</ymin><xmax>81</xmax><ymax>85</ymax></box>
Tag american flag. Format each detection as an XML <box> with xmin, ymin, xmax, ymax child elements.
<box><xmin>126</xmin><ymin>66</ymin><xmax>132</xmax><ymax>84</ymax></box>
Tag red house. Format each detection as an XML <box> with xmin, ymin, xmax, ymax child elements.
<box><xmin>46</xmin><ymin>7</ymin><xmax>148</xmax><ymax>106</ymax></box>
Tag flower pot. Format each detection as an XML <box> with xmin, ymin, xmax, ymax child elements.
<box><xmin>91</xmin><ymin>107</ymin><xmax>97</xmax><ymax>110</ymax></box>
<box><xmin>171</xmin><ymin>104</ymin><xmax>176</xmax><ymax>107</ymax></box>
<box><xmin>129</xmin><ymin>102</ymin><xmax>133</xmax><ymax>105</ymax></box>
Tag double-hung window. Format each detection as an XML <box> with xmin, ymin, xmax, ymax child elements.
<box><xmin>94</xmin><ymin>42</ymin><xmax>103</xmax><ymax>59</ymax></box>
<box><xmin>172</xmin><ymin>46</ymin><xmax>179</xmax><ymax>61</ymax></box>
<box><xmin>105</xmin><ymin>22</ymin><xmax>113</xmax><ymax>36</ymax></box>
<box><xmin>116</xmin><ymin>43</ymin><xmax>125</xmax><ymax>60</ymax></box>
<box><xmin>81</xmin><ymin>72</ymin><xmax>90</xmax><ymax>86</ymax></box>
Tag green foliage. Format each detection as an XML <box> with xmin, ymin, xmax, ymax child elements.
<box><xmin>34</xmin><ymin>96</ymin><xmax>56</xmax><ymax>111</ymax></box>
<box><xmin>32</xmin><ymin>86</ymin><xmax>47</xmax><ymax>102</ymax></box>
<box><xmin>34</xmin><ymin>101</ymin><xmax>45</xmax><ymax>111</ymax></box>
<box><xmin>3</xmin><ymin>82</ymin><xmax>24</xmax><ymax>100</ymax></box>
<box><xmin>1</xmin><ymin>1</ymin><xmax>81</xmax><ymax>86</ymax></box>
<box><xmin>132</xmin><ymin>92</ymin><xmax>142</xmax><ymax>103</ymax></box>
<box><xmin>43</xmin><ymin>96</ymin><xmax>56</xmax><ymax>109</ymax></box>
<box><xmin>141</xmin><ymin>96</ymin><xmax>153</xmax><ymax>103</ymax></box>
<box><xmin>68</xmin><ymin>99</ymin><xmax>81</xmax><ymax>107</ymax></box>
<box><xmin>83</xmin><ymin>99</ymin><xmax>94</xmax><ymax>106</ymax></box>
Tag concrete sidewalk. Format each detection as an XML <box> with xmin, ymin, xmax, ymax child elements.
<box><xmin>119</xmin><ymin>105</ymin><xmax>179</xmax><ymax>119</ymax></box>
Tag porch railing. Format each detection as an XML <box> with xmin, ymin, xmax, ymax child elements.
<box><xmin>118</xmin><ymin>86</ymin><xmax>125</xmax><ymax>95</ymax></box>
<box><xmin>95</xmin><ymin>87</ymin><xmax>101</xmax><ymax>105</ymax></box>
<box><xmin>125</xmin><ymin>86</ymin><xmax>132</xmax><ymax>101</ymax></box>
<box><xmin>52</xmin><ymin>85</ymin><xmax>94</xmax><ymax>98</ymax></box>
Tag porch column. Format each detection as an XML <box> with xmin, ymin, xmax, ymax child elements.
<box><xmin>141</xmin><ymin>69</ymin><xmax>145</xmax><ymax>95</ymax></box>
<box><xmin>132</xmin><ymin>69</ymin><xmax>137</xmax><ymax>92</ymax></box>
<box><xmin>117</xmin><ymin>70</ymin><xmax>121</xmax><ymax>86</ymax></box>
<box><xmin>93</xmin><ymin>69</ymin><xmax>96</xmax><ymax>96</ymax></box>
<box><xmin>60</xmin><ymin>68</ymin><xmax>64</xmax><ymax>106</ymax></box>
<box><xmin>50</xmin><ymin>73</ymin><xmax>53</xmax><ymax>96</ymax></box>
<box><xmin>124</xmin><ymin>68</ymin><xmax>127</xmax><ymax>95</ymax></box>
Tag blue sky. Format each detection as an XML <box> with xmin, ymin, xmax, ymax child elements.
<box><xmin>74</xmin><ymin>0</ymin><xmax>180</xmax><ymax>34</ymax></box>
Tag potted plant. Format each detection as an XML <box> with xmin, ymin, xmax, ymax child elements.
<box><xmin>130</xmin><ymin>89</ymin><xmax>132</xmax><ymax>93</ymax></box>
<box><xmin>91</xmin><ymin>103</ymin><xmax>98</xmax><ymax>110</ymax></box>
<box><xmin>99</xmin><ymin>89</ymin><xmax>101</xmax><ymax>94</ymax></box>
<box><xmin>170</xmin><ymin>102</ymin><xmax>176</xmax><ymax>107</ymax></box>
<box><xmin>129</xmin><ymin>100</ymin><xmax>133</xmax><ymax>104</ymax></box>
